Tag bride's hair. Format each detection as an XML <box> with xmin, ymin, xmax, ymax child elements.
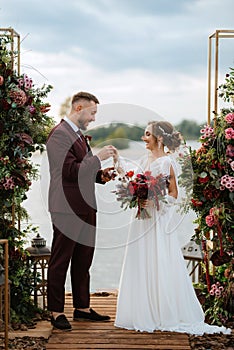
<box><xmin>148</xmin><ymin>121</ymin><xmax>181</xmax><ymax>151</ymax></box>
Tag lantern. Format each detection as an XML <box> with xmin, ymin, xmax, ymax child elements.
<box><xmin>26</xmin><ymin>234</ymin><xmax>51</xmax><ymax>310</ymax></box>
<box><xmin>182</xmin><ymin>241</ymin><xmax>203</xmax><ymax>283</ymax></box>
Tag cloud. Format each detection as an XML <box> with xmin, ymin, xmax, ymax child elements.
<box><xmin>0</xmin><ymin>0</ymin><xmax>233</xmax><ymax>125</ymax></box>
<box><xmin>1</xmin><ymin>0</ymin><xmax>234</xmax><ymax>73</ymax></box>
<box><xmin>21</xmin><ymin>50</ymin><xmax>208</xmax><ymax>125</ymax></box>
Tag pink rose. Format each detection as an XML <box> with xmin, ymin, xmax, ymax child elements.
<box><xmin>224</xmin><ymin>113</ymin><xmax>234</xmax><ymax>124</ymax></box>
<box><xmin>205</xmin><ymin>214</ymin><xmax>215</xmax><ymax>227</ymax></box>
<box><xmin>225</xmin><ymin>127</ymin><xmax>234</xmax><ymax>140</ymax></box>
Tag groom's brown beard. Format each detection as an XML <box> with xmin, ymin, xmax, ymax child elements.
<box><xmin>78</xmin><ymin>122</ymin><xmax>87</xmax><ymax>131</ymax></box>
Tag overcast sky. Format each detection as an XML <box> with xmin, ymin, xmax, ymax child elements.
<box><xmin>1</xmin><ymin>0</ymin><xmax>234</xmax><ymax>127</ymax></box>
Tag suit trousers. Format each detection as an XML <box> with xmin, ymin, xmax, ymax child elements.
<box><xmin>47</xmin><ymin>212</ymin><xmax>96</xmax><ymax>312</ymax></box>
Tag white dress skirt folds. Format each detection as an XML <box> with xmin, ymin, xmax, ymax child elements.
<box><xmin>114</xmin><ymin>155</ymin><xmax>231</xmax><ymax>335</ymax></box>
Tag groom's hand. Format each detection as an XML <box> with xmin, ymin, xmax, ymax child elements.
<box><xmin>101</xmin><ymin>167</ymin><xmax>117</xmax><ymax>182</ymax></box>
<box><xmin>96</xmin><ymin>145</ymin><xmax>117</xmax><ymax>161</ymax></box>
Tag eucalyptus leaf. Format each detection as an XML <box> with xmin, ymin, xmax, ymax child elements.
<box><xmin>200</xmin><ymin>172</ymin><xmax>207</xmax><ymax>178</ymax></box>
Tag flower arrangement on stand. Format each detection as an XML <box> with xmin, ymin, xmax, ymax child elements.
<box><xmin>0</xmin><ymin>34</ymin><xmax>55</xmax><ymax>326</ymax></box>
<box><xmin>179</xmin><ymin>68</ymin><xmax>234</xmax><ymax>327</ymax></box>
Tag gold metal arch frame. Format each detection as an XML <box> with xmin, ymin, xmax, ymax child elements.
<box><xmin>0</xmin><ymin>27</ymin><xmax>20</xmax><ymax>75</ymax></box>
<box><xmin>207</xmin><ymin>29</ymin><xmax>234</xmax><ymax>125</ymax></box>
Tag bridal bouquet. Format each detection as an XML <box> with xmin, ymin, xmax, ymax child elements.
<box><xmin>113</xmin><ymin>170</ymin><xmax>170</xmax><ymax>219</ymax></box>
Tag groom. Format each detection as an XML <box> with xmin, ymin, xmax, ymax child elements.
<box><xmin>46</xmin><ymin>91</ymin><xmax>117</xmax><ymax>330</ymax></box>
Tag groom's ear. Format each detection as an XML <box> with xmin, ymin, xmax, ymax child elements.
<box><xmin>76</xmin><ymin>105</ymin><xmax>83</xmax><ymax>112</ymax></box>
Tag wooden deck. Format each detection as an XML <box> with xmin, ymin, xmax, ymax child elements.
<box><xmin>46</xmin><ymin>293</ymin><xmax>191</xmax><ymax>350</ymax></box>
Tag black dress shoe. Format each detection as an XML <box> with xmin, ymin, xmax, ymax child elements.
<box><xmin>73</xmin><ymin>308</ymin><xmax>110</xmax><ymax>322</ymax></box>
<box><xmin>51</xmin><ymin>314</ymin><xmax>72</xmax><ymax>331</ymax></box>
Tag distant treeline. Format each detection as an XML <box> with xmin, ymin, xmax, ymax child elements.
<box><xmin>86</xmin><ymin>119</ymin><xmax>204</xmax><ymax>149</ymax></box>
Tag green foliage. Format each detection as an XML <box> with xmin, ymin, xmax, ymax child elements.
<box><xmin>194</xmin><ymin>264</ymin><xmax>232</xmax><ymax>326</ymax></box>
<box><xmin>86</xmin><ymin>123</ymin><xmax>145</xmax><ymax>149</ymax></box>
<box><xmin>0</xmin><ymin>34</ymin><xmax>55</xmax><ymax>325</ymax></box>
<box><xmin>219</xmin><ymin>68</ymin><xmax>234</xmax><ymax>103</ymax></box>
<box><xmin>175</xmin><ymin>119</ymin><xmax>203</xmax><ymax>140</ymax></box>
<box><xmin>179</xmin><ymin>67</ymin><xmax>234</xmax><ymax>326</ymax></box>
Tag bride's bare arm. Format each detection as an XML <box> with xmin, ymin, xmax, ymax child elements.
<box><xmin>168</xmin><ymin>165</ymin><xmax>178</xmax><ymax>199</ymax></box>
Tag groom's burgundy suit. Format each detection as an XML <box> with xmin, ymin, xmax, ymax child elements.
<box><xmin>46</xmin><ymin>119</ymin><xmax>104</xmax><ymax>312</ymax></box>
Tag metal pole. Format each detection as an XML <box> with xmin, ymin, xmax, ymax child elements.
<box><xmin>214</xmin><ymin>30</ymin><xmax>220</xmax><ymax>128</ymax></box>
<box><xmin>207</xmin><ymin>36</ymin><xmax>212</xmax><ymax>125</ymax></box>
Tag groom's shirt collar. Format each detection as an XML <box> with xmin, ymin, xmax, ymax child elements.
<box><xmin>64</xmin><ymin>116</ymin><xmax>80</xmax><ymax>133</ymax></box>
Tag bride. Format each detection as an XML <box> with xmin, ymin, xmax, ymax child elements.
<box><xmin>113</xmin><ymin>120</ymin><xmax>230</xmax><ymax>335</ymax></box>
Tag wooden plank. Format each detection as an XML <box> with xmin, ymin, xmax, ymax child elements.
<box><xmin>49</xmin><ymin>331</ymin><xmax>188</xmax><ymax>338</ymax></box>
<box><xmin>46</xmin><ymin>344</ymin><xmax>190</xmax><ymax>350</ymax></box>
<box><xmin>46</xmin><ymin>294</ymin><xmax>191</xmax><ymax>350</ymax></box>
<box><xmin>48</xmin><ymin>336</ymin><xmax>188</xmax><ymax>345</ymax></box>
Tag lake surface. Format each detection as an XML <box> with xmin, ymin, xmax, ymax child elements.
<box><xmin>23</xmin><ymin>140</ymin><xmax>199</xmax><ymax>292</ymax></box>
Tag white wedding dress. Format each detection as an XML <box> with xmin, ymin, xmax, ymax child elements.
<box><xmin>114</xmin><ymin>155</ymin><xmax>231</xmax><ymax>335</ymax></box>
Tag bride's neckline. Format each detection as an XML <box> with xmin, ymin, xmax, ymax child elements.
<box><xmin>147</xmin><ymin>154</ymin><xmax>169</xmax><ymax>164</ymax></box>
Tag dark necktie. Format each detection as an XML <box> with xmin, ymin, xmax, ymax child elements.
<box><xmin>76</xmin><ymin>130</ymin><xmax>88</xmax><ymax>152</ymax></box>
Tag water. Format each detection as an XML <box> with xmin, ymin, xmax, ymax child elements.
<box><xmin>23</xmin><ymin>140</ymin><xmax>199</xmax><ymax>292</ymax></box>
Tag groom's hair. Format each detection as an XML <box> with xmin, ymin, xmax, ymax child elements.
<box><xmin>72</xmin><ymin>91</ymin><xmax>99</xmax><ymax>105</ymax></box>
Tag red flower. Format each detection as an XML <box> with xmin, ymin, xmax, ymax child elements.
<box><xmin>126</xmin><ymin>170</ymin><xmax>134</xmax><ymax>178</ymax></box>
<box><xmin>85</xmin><ymin>135</ymin><xmax>92</xmax><ymax>142</ymax></box>
<box><xmin>1</xmin><ymin>99</ymin><xmax>10</xmax><ymax>110</ymax></box>
<box><xmin>114</xmin><ymin>171</ymin><xmax>169</xmax><ymax>219</ymax></box>
<box><xmin>198</xmin><ymin>176</ymin><xmax>209</xmax><ymax>183</ymax></box>
<box><xmin>191</xmin><ymin>198</ymin><xmax>203</xmax><ymax>207</ymax></box>
<box><xmin>128</xmin><ymin>182</ymin><xmax>136</xmax><ymax>195</ymax></box>
<box><xmin>40</xmin><ymin>104</ymin><xmax>51</xmax><ymax>113</ymax></box>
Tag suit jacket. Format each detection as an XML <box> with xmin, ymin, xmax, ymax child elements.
<box><xmin>46</xmin><ymin>119</ymin><xmax>104</xmax><ymax>216</ymax></box>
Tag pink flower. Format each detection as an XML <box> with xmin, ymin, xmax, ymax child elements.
<box><xmin>226</xmin><ymin>145</ymin><xmax>234</xmax><ymax>157</ymax></box>
<box><xmin>230</xmin><ymin>161</ymin><xmax>234</xmax><ymax>171</ymax></box>
<box><xmin>221</xmin><ymin>174</ymin><xmax>234</xmax><ymax>192</ymax></box>
<box><xmin>191</xmin><ymin>198</ymin><xmax>203</xmax><ymax>207</ymax></box>
<box><xmin>3</xmin><ymin>177</ymin><xmax>15</xmax><ymax>190</ymax></box>
<box><xmin>225</xmin><ymin>127</ymin><xmax>234</xmax><ymax>140</ymax></box>
<box><xmin>18</xmin><ymin>74</ymin><xmax>33</xmax><ymax>90</ymax></box>
<box><xmin>205</xmin><ymin>214</ymin><xmax>215</xmax><ymax>227</ymax></box>
<box><xmin>224</xmin><ymin>113</ymin><xmax>234</xmax><ymax>124</ymax></box>
<box><xmin>200</xmin><ymin>125</ymin><xmax>215</xmax><ymax>139</ymax></box>
<box><xmin>29</xmin><ymin>105</ymin><xmax>36</xmax><ymax>114</ymax></box>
